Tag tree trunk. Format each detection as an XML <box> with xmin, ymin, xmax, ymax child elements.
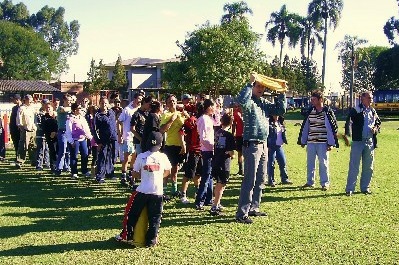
<box><xmin>279</xmin><ymin>40</ymin><xmax>284</xmax><ymax>66</ymax></box>
<box><xmin>322</xmin><ymin>18</ymin><xmax>328</xmax><ymax>86</ymax></box>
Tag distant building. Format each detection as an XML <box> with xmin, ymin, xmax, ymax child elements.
<box><xmin>104</xmin><ymin>57</ymin><xmax>178</xmax><ymax>99</ymax></box>
<box><xmin>0</xmin><ymin>80</ymin><xmax>61</xmax><ymax>103</ymax></box>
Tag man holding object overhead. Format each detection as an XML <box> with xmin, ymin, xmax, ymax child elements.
<box><xmin>235</xmin><ymin>72</ymin><xmax>286</xmax><ymax>224</ymax></box>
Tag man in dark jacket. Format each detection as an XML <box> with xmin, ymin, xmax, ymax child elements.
<box><xmin>94</xmin><ymin>97</ymin><xmax>117</xmax><ymax>183</ymax></box>
<box><xmin>10</xmin><ymin>94</ymin><xmax>22</xmax><ymax>161</ymax></box>
<box><xmin>344</xmin><ymin>91</ymin><xmax>381</xmax><ymax>196</ymax></box>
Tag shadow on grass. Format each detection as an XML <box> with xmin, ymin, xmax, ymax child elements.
<box><xmin>0</xmin><ymin>238</ymin><xmax>130</xmax><ymax>257</ymax></box>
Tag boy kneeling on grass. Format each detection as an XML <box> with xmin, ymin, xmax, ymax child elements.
<box><xmin>116</xmin><ymin>131</ymin><xmax>171</xmax><ymax>247</ymax></box>
<box><xmin>210</xmin><ymin>113</ymin><xmax>235</xmax><ymax>216</ymax></box>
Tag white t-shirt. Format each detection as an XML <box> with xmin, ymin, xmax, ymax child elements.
<box><xmin>118</xmin><ymin>103</ymin><xmax>138</xmax><ymax>141</ymax></box>
<box><xmin>134</xmin><ymin>151</ymin><xmax>172</xmax><ymax>195</ymax></box>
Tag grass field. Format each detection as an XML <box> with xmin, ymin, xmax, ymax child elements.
<box><xmin>1</xmin><ymin>119</ymin><xmax>398</xmax><ymax>265</ymax></box>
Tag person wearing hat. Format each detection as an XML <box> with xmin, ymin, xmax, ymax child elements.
<box><xmin>15</xmin><ymin>94</ymin><xmax>37</xmax><ymax>168</ymax></box>
<box><xmin>116</xmin><ymin>131</ymin><xmax>171</xmax><ymax>248</ymax></box>
<box><xmin>235</xmin><ymin>73</ymin><xmax>286</xmax><ymax>224</ymax></box>
<box><xmin>181</xmin><ymin>94</ymin><xmax>196</xmax><ymax>115</ymax></box>
<box><xmin>10</xmin><ymin>94</ymin><xmax>22</xmax><ymax>161</ymax></box>
<box><xmin>34</xmin><ymin>98</ymin><xmax>51</xmax><ymax>170</ymax></box>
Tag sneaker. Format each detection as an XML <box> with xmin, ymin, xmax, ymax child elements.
<box><xmin>114</xmin><ymin>234</ymin><xmax>123</xmax><ymax>242</ymax></box>
<box><xmin>163</xmin><ymin>195</ymin><xmax>171</xmax><ymax>202</ymax></box>
<box><xmin>236</xmin><ymin>216</ymin><xmax>253</xmax><ymax>224</ymax></box>
<box><xmin>15</xmin><ymin>163</ymin><xmax>22</xmax><ymax>169</ymax></box>
<box><xmin>345</xmin><ymin>191</ymin><xmax>353</xmax><ymax>196</ymax></box>
<box><xmin>237</xmin><ymin>170</ymin><xmax>244</xmax><ymax>175</ymax></box>
<box><xmin>35</xmin><ymin>167</ymin><xmax>43</xmax><ymax>171</ymax></box>
<box><xmin>84</xmin><ymin>172</ymin><xmax>91</xmax><ymax>178</ymax></box>
<box><xmin>281</xmin><ymin>179</ymin><xmax>293</xmax><ymax>185</ymax></box>
<box><xmin>321</xmin><ymin>185</ymin><xmax>329</xmax><ymax>191</ymax></box>
<box><xmin>210</xmin><ymin>206</ymin><xmax>221</xmax><ymax>216</ymax></box>
<box><xmin>180</xmin><ymin>196</ymin><xmax>190</xmax><ymax>204</ymax></box>
<box><xmin>71</xmin><ymin>174</ymin><xmax>78</xmax><ymax>179</ymax></box>
<box><xmin>195</xmin><ymin>204</ymin><xmax>204</xmax><ymax>211</ymax></box>
<box><xmin>54</xmin><ymin>170</ymin><xmax>61</xmax><ymax>176</ymax></box>
<box><xmin>96</xmin><ymin>178</ymin><xmax>105</xmax><ymax>184</ymax></box>
<box><xmin>248</xmin><ymin>210</ymin><xmax>268</xmax><ymax>217</ymax></box>
<box><xmin>302</xmin><ymin>183</ymin><xmax>315</xmax><ymax>188</ymax></box>
<box><xmin>217</xmin><ymin>204</ymin><xmax>224</xmax><ymax>212</ymax></box>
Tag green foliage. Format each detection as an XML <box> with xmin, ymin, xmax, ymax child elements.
<box><xmin>265</xmin><ymin>4</ymin><xmax>303</xmax><ymax>64</ymax></box>
<box><xmin>335</xmin><ymin>35</ymin><xmax>368</xmax><ymax>92</ymax></box>
<box><xmin>110</xmin><ymin>55</ymin><xmax>127</xmax><ymax>94</ymax></box>
<box><xmin>383</xmin><ymin>16</ymin><xmax>399</xmax><ymax>46</ymax></box>
<box><xmin>374</xmin><ymin>45</ymin><xmax>399</xmax><ymax>89</ymax></box>
<box><xmin>0</xmin><ymin>0</ymin><xmax>80</xmax><ymax>76</ymax></box>
<box><xmin>308</xmin><ymin>0</ymin><xmax>344</xmax><ymax>85</ymax></box>
<box><xmin>221</xmin><ymin>1</ymin><xmax>253</xmax><ymax>24</ymax></box>
<box><xmin>84</xmin><ymin>59</ymin><xmax>110</xmax><ymax>94</ymax></box>
<box><xmin>164</xmin><ymin>20</ymin><xmax>266</xmax><ymax>96</ymax></box>
<box><xmin>0</xmin><ymin>20</ymin><xmax>58</xmax><ymax>80</ymax></box>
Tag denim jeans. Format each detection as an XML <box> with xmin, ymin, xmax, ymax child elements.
<box><xmin>56</xmin><ymin>130</ymin><xmax>70</xmax><ymax>171</ymax></box>
<box><xmin>267</xmin><ymin>145</ymin><xmax>289</xmax><ymax>183</ymax></box>
<box><xmin>306</xmin><ymin>143</ymin><xmax>330</xmax><ymax>186</ymax></box>
<box><xmin>345</xmin><ymin>139</ymin><xmax>374</xmax><ymax>192</ymax></box>
<box><xmin>195</xmin><ymin>151</ymin><xmax>213</xmax><ymax>206</ymax></box>
<box><xmin>36</xmin><ymin>137</ymin><xmax>49</xmax><ymax>168</ymax></box>
<box><xmin>236</xmin><ymin>142</ymin><xmax>267</xmax><ymax>218</ymax></box>
<box><xmin>70</xmin><ymin>140</ymin><xmax>89</xmax><ymax>175</ymax></box>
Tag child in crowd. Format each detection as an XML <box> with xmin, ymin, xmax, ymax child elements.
<box><xmin>210</xmin><ymin>113</ymin><xmax>235</xmax><ymax>216</ymax></box>
<box><xmin>267</xmin><ymin>115</ymin><xmax>292</xmax><ymax>186</ymax></box>
<box><xmin>116</xmin><ymin>131</ymin><xmax>171</xmax><ymax>247</ymax></box>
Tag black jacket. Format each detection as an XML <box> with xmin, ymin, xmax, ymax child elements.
<box><xmin>344</xmin><ymin>104</ymin><xmax>381</xmax><ymax>148</ymax></box>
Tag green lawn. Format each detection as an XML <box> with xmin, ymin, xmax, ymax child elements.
<box><xmin>1</xmin><ymin>120</ymin><xmax>398</xmax><ymax>264</ymax></box>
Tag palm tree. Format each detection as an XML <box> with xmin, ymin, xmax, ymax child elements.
<box><xmin>299</xmin><ymin>16</ymin><xmax>323</xmax><ymax>62</ymax></box>
<box><xmin>335</xmin><ymin>35</ymin><xmax>368</xmax><ymax>107</ymax></box>
<box><xmin>221</xmin><ymin>1</ymin><xmax>253</xmax><ymax>24</ymax></box>
<box><xmin>265</xmin><ymin>5</ymin><xmax>302</xmax><ymax>65</ymax></box>
<box><xmin>308</xmin><ymin>0</ymin><xmax>344</xmax><ymax>86</ymax></box>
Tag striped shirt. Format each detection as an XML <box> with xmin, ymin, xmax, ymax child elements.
<box><xmin>307</xmin><ymin>109</ymin><xmax>327</xmax><ymax>143</ymax></box>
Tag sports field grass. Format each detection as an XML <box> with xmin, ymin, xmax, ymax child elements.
<box><xmin>0</xmin><ymin>120</ymin><xmax>398</xmax><ymax>264</ymax></box>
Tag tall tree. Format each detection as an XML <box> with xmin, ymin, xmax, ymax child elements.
<box><xmin>265</xmin><ymin>4</ymin><xmax>302</xmax><ymax>65</ymax></box>
<box><xmin>164</xmin><ymin>20</ymin><xmax>266</xmax><ymax>96</ymax></box>
<box><xmin>110</xmin><ymin>55</ymin><xmax>127</xmax><ymax>94</ymax></box>
<box><xmin>84</xmin><ymin>59</ymin><xmax>110</xmax><ymax>94</ymax></box>
<box><xmin>299</xmin><ymin>15</ymin><xmax>323</xmax><ymax>61</ymax></box>
<box><xmin>0</xmin><ymin>20</ymin><xmax>58</xmax><ymax>80</ymax></box>
<box><xmin>374</xmin><ymin>45</ymin><xmax>399</xmax><ymax>89</ymax></box>
<box><xmin>308</xmin><ymin>0</ymin><xmax>344</xmax><ymax>86</ymax></box>
<box><xmin>30</xmin><ymin>6</ymin><xmax>80</xmax><ymax>75</ymax></box>
<box><xmin>0</xmin><ymin>1</ymin><xmax>80</xmax><ymax>76</ymax></box>
<box><xmin>221</xmin><ymin>1</ymin><xmax>253</xmax><ymax>24</ymax></box>
<box><xmin>383</xmin><ymin>1</ymin><xmax>399</xmax><ymax>46</ymax></box>
<box><xmin>335</xmin><ymin>35</ymin><xmax>368</xmax><ymax>94</ymax></box>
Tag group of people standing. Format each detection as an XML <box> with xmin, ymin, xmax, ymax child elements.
<box><xmin>4</xmin><ymin>72</ymin><xmax>381</xmax><ymax>246</ymax></box>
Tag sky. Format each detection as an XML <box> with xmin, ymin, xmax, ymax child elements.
<box><xmin>21</xmin><ymin>0</ymin><xmax>399</xmax><ymax>93</ymax></box>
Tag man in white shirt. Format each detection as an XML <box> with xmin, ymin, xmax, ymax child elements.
<box><xmin>118</xmin><ymin>92</ymin><xmax>142</xmax><ymax>184</ymax></box>
<box><xmin>16</xmin><ymin>94</ymin><xmax>37</xmax><ymax>168</ymax></box>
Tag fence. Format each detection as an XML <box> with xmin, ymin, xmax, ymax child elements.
<box><xmin>0</xmin><ymin>108</ymin><xmax>12</xmax><ymax>145</ymax></box>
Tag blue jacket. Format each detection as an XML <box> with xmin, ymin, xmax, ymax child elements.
<box><xmin>236</xmin><ymin>84</ymin><xmax>286</xmax><ymax>142</ymax></box>
<box><xmin>93</xmin><ymin>109</ymin><xmax>117</xmax><ymax>145</ymax></box>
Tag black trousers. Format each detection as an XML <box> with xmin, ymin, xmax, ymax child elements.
<box><xmin>96</xmin><ymin>141</ymin><xmax>115</xmax><ymax>179</ymax></box>
<box><xmin>125</xmin><ymin>191</ymin><xmax>163</xmax><ymax>246</ymax></box>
